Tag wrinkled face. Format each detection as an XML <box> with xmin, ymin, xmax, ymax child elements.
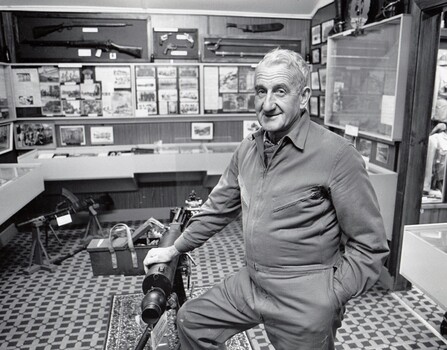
<box><xmin>255</xmin><ymin>63</ymin><xmax>310</xmax><ymax>138</ymax></box>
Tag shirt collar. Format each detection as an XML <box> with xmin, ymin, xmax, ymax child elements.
<box><xmin>251</xmin><ymin>109</ymin><xmax>310</xmax><ymax>151</ymax></box>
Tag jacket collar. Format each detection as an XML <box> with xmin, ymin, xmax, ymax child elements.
<box><xmin>251</xmin><ymin>109</ymin><xmax>310</xmax><ymax>151</ymax></box>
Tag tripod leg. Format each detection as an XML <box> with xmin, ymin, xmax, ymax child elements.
<box><xmin>48</xmin><ymin>223</ymin><xmax>62</xmax><ymax>245</ymax></box>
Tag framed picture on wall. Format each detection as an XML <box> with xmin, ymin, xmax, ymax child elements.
<box><xmin>243</xmin><ymin>120</ymin><xmax>261</xmax><ymax>139</ymax></box>
<box><xmin>309</xmin><ymin>96</ymin><xmax>319</xmax><ymax>117</ymax></box>
<box><xmin>15</xmin><ymin>122</ymin><xmax>56</xmax><ymax>149</ymax></box>
<box><xmin>90</xmin><ymin>126</ymin><xmax>114</xmax><ymax>145</ymax></box>
<box><xmin>312</xmin><ymin>48</ymin><xmax>321</xmax><ymax>64</ymax></box>
<box><xmin>319</xmin><ymin>68</ymin><xmax>327</xmax><ymax>91</ymax></box>
<box><xmin>321</xmin><ymin>19</ymin><xmax>334</xmax><ymax>43</ymax></box>
<box><xmin>319</xmin><ymin>96</ymin><xmax>326</xmax><ymax>118</ymax></box>
<box><xmin>321</xmin><ymin>44</ymin><xmax>328</xmax><ymax>65</ymax></box>
<box><xmin>60</xmin><ymin>125</ymin><xmax>86</xmax><ymax>146</ymax></box>
<box><xmin>191</xmin><ymin>122</ymin><xmax>213</xmax><ymax>140</ymax></box>
<box><xmin>0</xmin><ymin>123</ymin><xmax>12</xmax><ymax>155</ymax></box>
<box><xmin>311</xmin><ymin>71</ymin><xmax>320</xmax><ymax>91</ymax></box>
<box><xmin>311</xmin><ymin>25</ymin><xmax>321</xmax><ymax>45</ymax></box>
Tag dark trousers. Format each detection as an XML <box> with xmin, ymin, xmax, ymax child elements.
<box><xmin>177</xmin><ymin>264</ymin><xmax>345</xmax><ymax>350</ymax></box>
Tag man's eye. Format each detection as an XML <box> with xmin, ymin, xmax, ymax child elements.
<box><xmin>256</xmin><ymin>89</ymin><xmax>266</xmax><ymax>97</ymax></box>
<box><xmin>274</xmin><ymin>89</ymin><xmax>286</xmax><ymax>97</ymax></box>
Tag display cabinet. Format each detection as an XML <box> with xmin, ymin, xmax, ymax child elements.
<box><xmin>367</xmin><ymin>162</ymin><xmax>397</xmax><ymax>241</ymax></box>
<box><xmin>400</xmin><ymin>223</ymin><xmax>447</xmax><ymax>334</ymax></box>
<box><xmin>17</xmin><ymin>142</ymin><xmax>239</xmax><ymax>181</ymax></box>
<box><xmin>324</xmin><ymin>14</ymin><xmax>411</xmax><ymax>141</ymax></box>
<box><xmin>0</xmin><ymin>163</ymin><xmax>44</xmax><ymax>225</ymax></box>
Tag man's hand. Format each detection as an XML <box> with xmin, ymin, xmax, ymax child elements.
<box><xmin>143</xmin><ymin>245</ymin><xmax>180</xmax><ymax>273</ymax></box>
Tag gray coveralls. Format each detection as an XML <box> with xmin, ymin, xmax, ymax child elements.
<box><xmin>174</xmin><ymin>112</ymin><xmax>389</xmax><ymax>349</ymax></box>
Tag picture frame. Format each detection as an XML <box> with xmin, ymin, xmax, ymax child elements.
<box><xmin>311</xmin><ymin>24</ymin><xmax>321</xmax><ymax>45</ymax></box>
<box><xmin>15</xmin><ymin>122</ymin><xmax>56</xmax><ymax>149</ymax></box>
<box><xmin>321</xmin><ymin>19</ymin><xmax>334</xmax><ymax>43</ymax></box>
<box><xmin>311</xmin><ymin>71</ymin><xmax>320</xmax><ymax>91</ymax></box>
<box><xmin>321</xmin><ymin>44</ymin><xmax>328</xmax><ymax>65</ymax></box>
<box><xmin>60</xmin><ymin>125</ymin><xmax>86</xmax><ymax>146</ymax></box>
<box><xmin>319</xmin><ymin>68</ymin><xmax>327</xmax><ymax>91</ymax></box>
<box><xmin>309</xmin><ymin>96</ymin><xmax>319</xmax><ymax>117</ymax></box>
<box><xmin>191</xmin><ymin>122</ymin><xmax>213</xmax><ymax>140</ymax></box>
<box><xmin>0</xmin><ymin>123</ymin><xmax>13</xmax><ymax>155</ymax></box>
<box><xmin>90</xmin><ymin>126</ymin><xmax>114</xmax><ymax>145</ymax></box>
<box><xmin>243</xmin><ymin>120</ymin><xmax>261</xmax><ymax>139</ymax></box>
<box><xmin>312</xmin><ymin>48</ymin><xmax>321</xmax><ymax>65</ymax></box>
<box><xmin>319</xmin><ymin>96</ymin><xmax>326</xmax><ymax>119</ymax></box>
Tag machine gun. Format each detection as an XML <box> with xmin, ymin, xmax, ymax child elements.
<box><xmin>136</xmin><ymin>192</ymin><xmax>201</xmax><ymax>350</ymax></box>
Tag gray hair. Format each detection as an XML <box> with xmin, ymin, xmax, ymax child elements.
<box><xmin>256</xmin><ymin>48</ymin><xmax>310</xmax><ymax>90</ymax></box>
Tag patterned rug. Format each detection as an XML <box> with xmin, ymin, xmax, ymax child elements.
<box><xmin>105</xmin><ymin>290</ymin><xmax>252</xmax><ymax>350</ymax></box>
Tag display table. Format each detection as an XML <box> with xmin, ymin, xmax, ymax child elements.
<box><xmin>400</xmin><ymin>223</ymin><xmax>447</xmax><ymax>335</ymax></box>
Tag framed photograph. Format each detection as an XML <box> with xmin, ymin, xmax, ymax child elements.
<box><xmin>356</xmin><ymin>138</ymin><xmax>373</xmax><ymax>159</ymax></box>
<box><xmin>311</xmin><ymin>25</ymin><xmax>321</xmax><ymax>45</ymax></box>
<box><xmin>60</xmin><ymin>68</ymin><xmax>81</xmax><ymax>84</ymax></box>
<box><xmin>0</xmin><ymin>123</ymin><xmax>12</xmax><ymax>155</ymax></box>
<box><xmin>60</xmin><ymin>125</ymin><xmax>86</xmax><ymax>146</ymax></box>
<box><xmin>321</xmin><ymin>44</ymin><xmax>328</xmax><ymax>65</ymax></box>
<box><xmin>375</xmin><ymin>142</ymin><xmax>390</xmax><ymax>164</ymax></box>
<box><xmin>311</xmin><ymin>71</ymin><xmax>320</xmax><ymax>91</ymax></box>
<box><xmin>243</xmin><ymin>120</ymin><xmax>261</xmax><ymax>139</ymax></box>
<box><xmin>319</xmin><ymin>68</ymin><xmax>327</xmax><ymax>91</ymax></box>
<box><xmin>309</xmin><ymin>96</ymin><xmax>319</xmax><ymax>117</ymax></box>
<box><xmin>191</xmin><ymin>122</ymin><xmax>213</xmax><ymax>140</ymax></box>
<box><xmin>15</xmin><ymin>122</ymin><xmax>56</xmax><ymax>149</ymax></box>
<box><xmin>312</xmin><ymin>48</ymin><xmax>321</xmax><ymax>64</ymax></box>
<box><xmin>90</xmin><ymin>126</ymin><xmax>114</xmax><ymax>145</ymax></box>
<box><xmin>321</xmin><ymin>19</ymin><xmax>334</xmax><ymax>43</ymax></box>
<box><xmin>320</xmin><ymin>96</ymin><xmax>326</xmax><ymax>118</ymax></box>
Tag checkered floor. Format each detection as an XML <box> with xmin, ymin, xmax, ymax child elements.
<box><xmin>0</xmin><ymin>218</ymin><xmax>446</xmax><ymax>349</ymax></box>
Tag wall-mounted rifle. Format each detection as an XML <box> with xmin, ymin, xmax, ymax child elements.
<box><xmin>32</xmin><ymin>22</ymin><xmax>133</xmax><ymax>39</ymax></box>
<box><xmin>22</xmin><ymin>39</ymin><xmax>143</xmax><ymax>58</ymax></box>
<box><xmin>226</xmin><ymin>22</ymin><xmax>284</xmax><ymax>33</ymax></box>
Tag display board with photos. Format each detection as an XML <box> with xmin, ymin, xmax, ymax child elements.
<box><xmin>12</xmin><ymin>64</ymin><xmax>133</xmax><ymax>118</ymax></box>
<box><xmin>0</xmin><ymin>66</ymin><xmax>11</xmax><ymax>121</ymax></box>
<box><xmin>203</xmin><ymin>65</ymin><xmax>256</xmax><ymax>114</ymax></box>
<box><xmin>135</xmin><ymin>65</ymin><xmax>200</xmax><ymax>116</ymax></box>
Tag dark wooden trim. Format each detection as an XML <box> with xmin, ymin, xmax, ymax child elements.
<box><xmin>414</xmin><ymin>0</ymin><xmax>447</xmax><ymax>11</ymax></box>
<box><xmin>388</xmin><ymin>0</ymin><xmax>446</xmax><ymax>290</ymax></box>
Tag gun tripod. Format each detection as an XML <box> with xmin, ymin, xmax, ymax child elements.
<box><xmin>83</xmin><ymin>204</ymin><xmax>104</xmax><ymax>243</ymax></box>
<box><xmin>25</xmin><ymin>219</ymin><xmax>57</xmax><ymax>274</ymax></box>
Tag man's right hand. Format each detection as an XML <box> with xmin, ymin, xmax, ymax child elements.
<box><xmin>143</xmin><ymin>245</ymin><xmax>180</xmax><ymax>273</ymax></box>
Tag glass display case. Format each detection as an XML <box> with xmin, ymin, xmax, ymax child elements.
<box><xmin>324</xmin><ymin>15</ymin><xmax>411</xmax><ymax>141</ymax></box>
<box><xmin>400</xmin><ymin>223</ymin><xmax>447</xmax><ymax>311</ymax></box>
<box><xmin>0</xmin><ymin>164</ymin><xmax>44</xmax><ymax>225</ymax></box>
<box><xmin>17</xmin><ymin>142</ymin><xmax>239</xmax><ymax>181</ymax></box>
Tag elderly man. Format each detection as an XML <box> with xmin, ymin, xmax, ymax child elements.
<box><xmin>144</xmin><ymin>48</ymin><xmax>389</xmax><ymax>350</ymax></box>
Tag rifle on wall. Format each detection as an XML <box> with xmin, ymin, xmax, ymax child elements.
<box><xmin>32</xmin><ymin>22</ymin><xmax>133</xmax><ymax>39</ymax></box>
<box><xmin>22</xmin><ymin>39</ymin><xmax>143</xmax><ymax>58</ymax></box>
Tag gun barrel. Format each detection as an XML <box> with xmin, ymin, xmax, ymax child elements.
<box><xmin>141</xmin><ymin>219</ymin><xmax>182</xmax><ymax>325</ymax></box>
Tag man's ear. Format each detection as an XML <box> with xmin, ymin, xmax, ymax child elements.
<box><xmin>299</xmin><ymin>86</ymin><xmax>311</xmax><ymax>110</ymax></box>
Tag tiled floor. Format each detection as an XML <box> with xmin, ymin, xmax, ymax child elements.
<box><xmin>0</xmin><ymin>218</ymin><xmax>446</xmax><ymax>349</ymax></box>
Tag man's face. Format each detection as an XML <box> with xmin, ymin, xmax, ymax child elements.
<box><xmin>254</xmin><ymin>63</ymin><xmax>310</xmax><ymax>136</ymax></box>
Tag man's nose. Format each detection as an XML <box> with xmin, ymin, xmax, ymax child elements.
<box><xmin>263</xmin><ymin>91</ymin><xmax>276</xmax><ymax>111</ymax></box>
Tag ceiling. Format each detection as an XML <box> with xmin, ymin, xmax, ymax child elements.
<box><xmin>0</xmin><ymin>0</ymin><xmax>334</xmax><ymax>19</ymax></box>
